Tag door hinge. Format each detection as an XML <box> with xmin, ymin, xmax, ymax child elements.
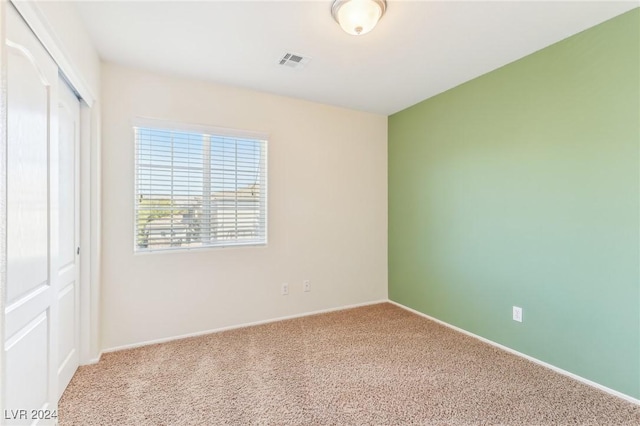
<box><xmin>77</xmin><ymin>246</ymin><xmax>80</xmax><ymax>255</ymax></box>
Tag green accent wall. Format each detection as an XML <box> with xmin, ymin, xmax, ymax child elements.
<box><xmin>388</xmin><ymin>9</ymin><xmax>640</xmax><ymax>398</ymax></box>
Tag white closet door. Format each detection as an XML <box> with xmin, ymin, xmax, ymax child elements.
<box><xmin>4</xmin><ymin>4</ymin><xmax>60</xmax><ymax>425</ymax></box>
<box><xmin>57</xmin><ymin>76</ymin><xmax>80</xmax><ymax>399</ymax></box>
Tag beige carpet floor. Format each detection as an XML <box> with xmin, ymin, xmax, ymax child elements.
<box><xmin>59</xmin><ymin>303</ymin><xmax>640</xmax><ymax>425</ymax></box>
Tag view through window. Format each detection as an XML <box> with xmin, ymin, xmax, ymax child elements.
<box><xmin>134</xmin><ymin>124</ymin><xmax>267</xmax><ymax>251</ymax></box>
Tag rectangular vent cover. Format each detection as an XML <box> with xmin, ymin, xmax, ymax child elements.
<box><xmin>278</xmin><ymin>52</ymin><xmax>311</xmax><ymax>69</ymax></box>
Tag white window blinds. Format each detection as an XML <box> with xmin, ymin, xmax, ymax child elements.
<box><xmin>134</xmin><ymin>124</ymin><xmax>267</xmax><ymax>252</ymax></box>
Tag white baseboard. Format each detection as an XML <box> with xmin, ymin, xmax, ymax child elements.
<box><xmin>85</xmin><ymin>354</ymin><xmax>102</xmax><ymax>365</ymax></box>
<box><xmin>103</xmin><ymin>299</ymin><xmax>388</xmax><ymax>354</ymax></box>
<box><xmin>388</xmin><ymin>300</ymin><xmax>640</xmax><ymax>406</ymax></box>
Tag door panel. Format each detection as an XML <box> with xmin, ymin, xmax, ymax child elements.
<box><xmin>4</xmin><ymin>4</ymin><xmax>59</xmax><ymax>425</ymax></box>
<box><xmin>5</xmin><ymin>313</ymin><xmax>49</xmax><ymax>415</ymax></box>
<box><xmin>57</xmin><ymin>283</ymin><xmax>76</xmax><ymax>380</ymax></box>
<box><xmin>58</xmin><ymin>88</ymin><xmax>76</xmax><ymax>269</ymax></box>
<box><xmin>57</xmin><ymin>77</ymin><xmax>80</xmax><ymax>398</ymax></box>
<box><xmin>6</xmin><ymin>37</ymin><xmax>49</xmax><ymax>304</ymax></box>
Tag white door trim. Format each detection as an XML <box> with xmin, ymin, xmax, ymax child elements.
<box><xmin>79</xmin><ymin>102</ymin><xmax>102</xmax><ymax>365</ymax></box>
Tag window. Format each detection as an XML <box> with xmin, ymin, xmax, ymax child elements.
<box><xmin>134</xmin><ymin>121</ymin><xmax>267</xmax><ymax>252</ymax></box>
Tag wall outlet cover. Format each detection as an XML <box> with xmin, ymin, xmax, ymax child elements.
<box><xmin>513</xmin><ymin>306</ymin><xmax>523</xmax><ymax>322</ymax></box>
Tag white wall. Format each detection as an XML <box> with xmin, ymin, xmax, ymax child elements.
<box><xmin>101</xmin><ymin>63</ymin><xmax>388</xmax><ymax>350</ymax></box>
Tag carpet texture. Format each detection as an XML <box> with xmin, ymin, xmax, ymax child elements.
<box><xmin>59</xmin><ymin>303</ymin><xmax>640</xmax><ymax>425</ymax></box>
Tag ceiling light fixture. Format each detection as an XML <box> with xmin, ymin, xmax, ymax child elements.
<box><xmin>331</xmin><ymin>0</ymin><xmax>387</xmax><ymax>36</ymax></box>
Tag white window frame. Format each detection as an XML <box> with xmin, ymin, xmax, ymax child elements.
<box><xmin>133</xmin><ymin>118</ymin><xmax>268</xmax><ymax>253</ymax></box>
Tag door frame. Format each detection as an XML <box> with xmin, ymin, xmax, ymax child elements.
<box><xmin>0</xmin><ymin>1</ymin><xmax>102</xmax><ymax>414</ymax></box>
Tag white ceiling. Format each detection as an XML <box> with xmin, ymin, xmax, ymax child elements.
<box><xmin>74</xmin><ymin>1</ymin><xmax>638</xmax><ymax>115</ymax></box>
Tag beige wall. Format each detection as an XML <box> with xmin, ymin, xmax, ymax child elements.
<box><xmin>101</xmin><ymin>63</ymin><xmax>388</xmax><ymax>350</ymax></box>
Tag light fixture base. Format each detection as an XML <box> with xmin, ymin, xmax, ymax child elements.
<box><xmin>331</xmin><ymin>0</ymin><xmax>387</xmax><ymax>36</ymax></box>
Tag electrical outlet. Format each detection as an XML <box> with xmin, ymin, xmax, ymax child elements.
<box><xmin>281</xmin><ymin>283</ymin><xmax>289</xmax><ymax>296</ymax></box>
<box><xmin>513</xmin><ymin>306</ymin><xmax>523</xmax><ymax>322</ymax></box>
<box><xmin>303</xmin><ymin>280</ymin><xmax>311</xmax><ymax>292</ymax></box>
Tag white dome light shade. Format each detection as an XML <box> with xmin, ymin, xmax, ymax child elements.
<box><xmin>331</xmin><ymin>0</ymin><xmax>387</xmax><ymax>36</ymax></box>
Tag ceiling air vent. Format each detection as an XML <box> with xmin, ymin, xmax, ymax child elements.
<box><xmin>278</xmin><ymin>52</ymin><xmax>311</xmax><ymax>70</ymax></box>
